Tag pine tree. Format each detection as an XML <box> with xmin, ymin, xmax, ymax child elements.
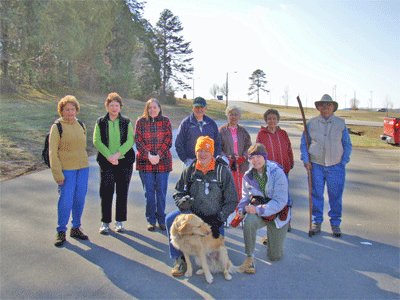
<box><xmin>155</xmin><ymin>9</ymin><xmax>193</xmax><ymax>102</ymax></box>
<box><xmin>248</xmin><ymin>69</ymin><xmax>268</xmax><ymax>103</ymax></box>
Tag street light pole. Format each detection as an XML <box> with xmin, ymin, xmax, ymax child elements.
<box><xmin>226</xmin><ymin>71</ymin><xmax>236</xmax><ymax>107</ymax></box>
<box><xmin>226</xmin><ymin>72</ymin><xmax>229</xmax><ymax>107</ymax></box>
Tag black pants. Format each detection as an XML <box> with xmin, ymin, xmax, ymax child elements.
<box><xmin>99</xmin><ymin>159</ymin><xmax>133</xmax><ymax>223</ymax></box>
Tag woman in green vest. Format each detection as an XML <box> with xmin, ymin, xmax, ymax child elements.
<box><xmin>93</xmin><ymin>93</ymin><xmax>135</xmax><ymax>235</ymax></box>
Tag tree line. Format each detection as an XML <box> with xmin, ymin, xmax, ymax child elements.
<box><xmin>0</xmin><ymin>0</ymin><xmax>193</xmax><ymax>103</ymax></box>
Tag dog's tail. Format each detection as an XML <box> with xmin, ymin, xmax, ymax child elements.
<box><xmin>229</xmin><ymin>257</ymin><xmax>254</xmax><ymax>274</ymax></box>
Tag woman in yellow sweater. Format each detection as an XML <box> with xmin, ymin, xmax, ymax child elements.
<box><xmin>49</xmin><ymin>95</ymin><xmax>89</xmax><ymax>247</ymax></box>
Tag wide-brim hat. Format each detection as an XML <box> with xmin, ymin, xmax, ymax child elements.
<box><xmin>315</xmin><ymin>94</ymin><xmax>338</xmax><ymax>112</ymax></box>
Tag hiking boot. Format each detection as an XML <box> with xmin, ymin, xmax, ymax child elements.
<box><xmin>311</xmin><ymin>223</ymin><xmax>321</xmax><ymax>235</ymax></box>
<box><xmin>54</xmin><ymin>231</ymin><xmax>66</xmax><ymax>247</ymax></box>
<box><xmin>147</xmin><ymin>223</ymin><xmax>156</xmax><ymax>231</ymax></box>
<box><xmin>245</xmin><ymin>258</ymin><xmax>255</xmax><ymax>274</ymax></box>
<box><xmin>331</xmin><ymin>225</ymin><xmax>342</xmax><ymax>238</ymax></box>
<box><xmin>99</xmin><ymin>223</ymin><xmax>110</xmax><ymax>235</ymax></box>
<box><xmin>70</xmin><ymin>228</ymin><xmax>88</xmax><ymax>240</ymax></box>
<box><xmin>115</xmin><ymin>221</ymin><xmax>125</xmax><ymax>233</ymax></box>
<box><xmin>171</xmin><ymin>256</ymin><xmax>187</xmax><ymax>277</ymax></box>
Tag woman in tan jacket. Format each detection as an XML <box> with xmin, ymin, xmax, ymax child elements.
<box><xmin>49</xmin><ymin>95</ymin><xmax>89</xmax><ymax>247</ymax></box>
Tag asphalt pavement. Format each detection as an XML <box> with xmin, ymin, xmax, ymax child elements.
<box><xmin>1</xmin><ymin>119</ymin><xmax>399</xmax><ymax>300</ymax></box>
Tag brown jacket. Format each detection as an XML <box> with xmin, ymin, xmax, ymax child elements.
<box><xmin>219</xmin><ymin>123</ymin><xmax>252</xmax><ymax>174</ymax></box>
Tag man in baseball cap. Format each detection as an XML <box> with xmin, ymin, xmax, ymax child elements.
<box><xmin>175</xmin><ymin>96</ymin><xmax>221</xmax><ymax>167</ymax></box>
<box><xmin>192</xmin><ymin>96</ymin><xmax>207</xmax><ymax>107</ymax></box>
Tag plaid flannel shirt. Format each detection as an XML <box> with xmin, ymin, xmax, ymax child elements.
<box><xmin>134</xmin><ymin>114</ymin><xmax>173</xmax><ymax>173</ymax></box>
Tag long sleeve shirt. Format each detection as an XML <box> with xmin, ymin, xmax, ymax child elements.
<box><xmin>134</xmin><ymin>114</ymin><xmax>173</xmax><ymax>173</ymax></box>
<box><xmin>300</xmin><ymin>114</ymin><xmax>352</xmax><ymax>166</ymax></box>
<box><xmin>175</xmin><ymin>113</ymin><xmax>221</xmax><ymax>163</ymax></box>
<box><xmin>256</xmin><ymin>126</ymin><xmax>294</xmax><ymax>175</ymax></box>
<box><xmin>93</xmin><ymin>117</ymin><xmax>134</xmax><ymax>159</ymax></box>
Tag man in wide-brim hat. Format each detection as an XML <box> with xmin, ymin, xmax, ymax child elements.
<box><xmin>314</xmin><ymin>94</ymin><xmax>338</xmax><ymax>112</ymax></box>
<box><xmin>300</xmin><ymin>94</ymin><xmax>352</xmax><ymax>238</ymax></box>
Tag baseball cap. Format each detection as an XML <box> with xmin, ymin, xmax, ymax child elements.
<box><xmin>192</xmin><ymin>97</ymin><xmax>207</xmax><ymax>107</ymax></box>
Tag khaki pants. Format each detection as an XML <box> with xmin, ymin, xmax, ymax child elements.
<box><xmin>244</xmin><ymin>214</ymin><xmax>289</xmax><ymax>261</ymax></box>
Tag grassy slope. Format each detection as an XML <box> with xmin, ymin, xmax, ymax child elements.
<box><xmin>0</xmin><ymin>87</ymin><xmax>397</xmax><ymax>181</ymax></box>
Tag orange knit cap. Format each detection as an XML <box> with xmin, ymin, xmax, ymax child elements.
<box><xmin>195</xmin><ymin>136</ymin><xmax>214</xmax><ymax>155</ymax></box>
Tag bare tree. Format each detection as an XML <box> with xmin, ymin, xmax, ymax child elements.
<box><xmin>209</xmin><ymin>84</ymin><xmax>219</xmax><ymax>99</ymax></box>
<box><xmin>283</xmin><ymin>85</ymin><xmax>290</xmax><ymax>106</ymax></box>
<box><xmin>350</xmin><ymin>97</ymin><xmax>359</xmax><ymax>110</ymax></box>
<box><xmin>220</xmin><ymin>82</ymin><xmax>228</xmax><ymax>99</ymax></box>
<box><xmin>383</xmin><ymin>95</ymin><xmax>393</xmax><ymax>116</ymax></box>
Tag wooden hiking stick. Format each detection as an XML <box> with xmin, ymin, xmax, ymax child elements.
<box><xmin>297</xmin><ymin>96</ymin><xmax>313</xmax><ymax>237</ymax></box>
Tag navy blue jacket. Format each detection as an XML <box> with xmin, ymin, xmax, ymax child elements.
<box><xmin>175</xmin><ymin>113</ymin><xmax>221</xmax><ymax>163</ymax></box>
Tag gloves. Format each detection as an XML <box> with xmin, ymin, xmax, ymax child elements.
<box><xmin>229</xmin><ymin>155</ymin><xmax>237</xmax><ymax>172</ymax></box>
<box><xmin>236</xmin><ymin>156</ymin><xmax>246</xmax><ymax>165</ymax></box>
<box><xmin>201</xmin><ymin>214</ymin><xmax>224</xmax><ymax>239</ymax></box>
<box><xmin>250</xmin><ymin>195</ymin><xmax>269</xmax><ymax>205</ymax></box>
<box><xmin>175</xmin><ymin>195</ymin><xmax>193</xmax><ymax>212</ymax></box>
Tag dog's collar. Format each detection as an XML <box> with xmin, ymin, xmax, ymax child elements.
<box><xmin>180</xmin><ymin>232</ymin><xmax>210</xmax><ymax>237</ymax></box>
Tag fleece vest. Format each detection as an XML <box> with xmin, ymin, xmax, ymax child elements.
<box><xmin>308</xmin><ymin>114</ymin><xmax>346</xmax><ymax>166</ymax></box>
<box><xmin>96</xmin><ymin>113</ymin><xmax>135</xmax><ymax>165</ymax></box>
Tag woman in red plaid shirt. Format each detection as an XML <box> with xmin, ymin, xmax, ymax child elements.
<box><xmin>135</xmin><ymin>98</ymin><xmax>173</xmax><ymax>231</ymax></box>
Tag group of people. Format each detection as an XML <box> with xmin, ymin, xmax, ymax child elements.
<box><xmin>49</xmin><ymin>93</ymin><xmax>351</xmax><ymax>275</ymax></box>
<box><xmin>50</xmin><ymin>93</ymin><xmax>173</xmax><ymax>247</ymax></box>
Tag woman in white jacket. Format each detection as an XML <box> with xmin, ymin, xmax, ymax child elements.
<box><xmin>237</xmin><ymin>143</ymin><xmax>290</xmax><ymax>273</ymax></box>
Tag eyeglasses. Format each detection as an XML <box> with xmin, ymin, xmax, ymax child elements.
<box><xmin>319</xmin><ymin>103</ymin><xmax>333</xmax><ymax>107</ymax></box>
<box><xmin>205</xmin><ymin>182</ymin><xmax>209</xmax><ymax>195</ymax></box>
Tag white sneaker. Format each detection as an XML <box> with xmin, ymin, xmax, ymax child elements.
<box><xmin>99</xmin><ymin>223</ymin><xmax>110</xmax><ymax>235</ymax></box>
<box><xmin>115</xmin><ymin>221</ymin><xmax>125</xmax><ymax>233</ymax></box>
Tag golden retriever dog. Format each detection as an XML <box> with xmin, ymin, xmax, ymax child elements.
<box><xmin>170</xmin><ymin>213</ymin><xmax>253</xmax><ymax>284</ymax></box>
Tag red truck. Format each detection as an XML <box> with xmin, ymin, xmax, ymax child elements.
<box><xmin>381</xmin><ymin>117</ymin><xmax>400</xmax><ymax>145</ymax></box>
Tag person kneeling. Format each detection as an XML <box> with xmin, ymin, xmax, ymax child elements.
<box><xmin>165</xmin><ymin>136</ymin><xmax>238</xmax><ymax>277</ymax></box>
<box><xmin>237</xmin><ymin>143</ymin><xmax>291</xmax><ymax>273</ymax></box>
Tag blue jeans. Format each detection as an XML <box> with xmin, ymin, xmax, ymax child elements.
<box><xmin>166</xmin><ymin>209</ymin><xmax>225</xmax><ymax>259</ymax></box>
<box><xmin>286</xmin><ymin>174</ymin><xmax>291</xmax><ymax>206</ymax></box>
<box><xmin>311</xmin><ymin>163</ymin><xmax>346</xmax><ymax>226</ymax></box>
<box><xmin>57</xmin><ymin>168</ymin><xmax>89</xmax><ymax>232</ymax></box>
<box><xmin>139</xmin><ymin>171</ymin><xmax>170</xmax><ymax>225</ymax></box>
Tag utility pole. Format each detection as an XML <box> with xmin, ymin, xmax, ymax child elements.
<box><xmin>333</xmin><ymin>85</ymin><xmax>337</xmax><ymax>102</ymax></box>
<box><xmin>370</xmin><ymin>91</ymin><xmax>373</xmax><ymax>110</ymax></box>
<box><xmin>225</xmin><ymin>72</ymin><xmax>229</xmax><ymax>107</ymax></box>
<box><xmin>192</xmin><ymin>78</ymin><xmax>195</xmax><ymax>99</ymax></box>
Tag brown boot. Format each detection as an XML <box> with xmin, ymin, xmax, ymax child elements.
<box><xmin>54</xmin><ymin>231</ymin><xmax>66</xmax><ymax>247</ymax></box>
<box><xmin>70</xmin><ymin>228</ymin><xmax>88</xmax><ymax>240</ymax></box>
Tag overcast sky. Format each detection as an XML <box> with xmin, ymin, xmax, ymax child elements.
<box><xmin>143</xmin><ymin>0</ymin><xmax>399</xmax><ymax>109</ymax></box>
